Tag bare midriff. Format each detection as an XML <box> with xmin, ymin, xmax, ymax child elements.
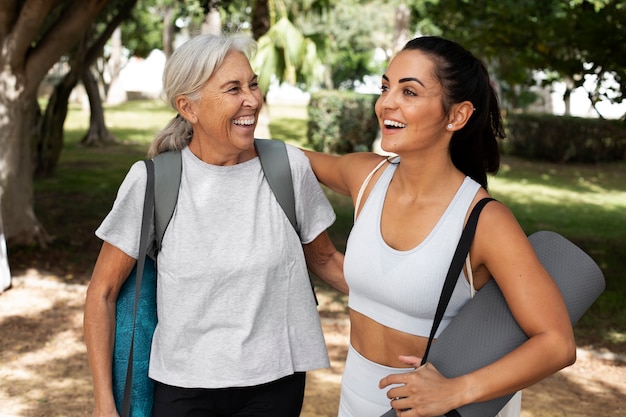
<box><xmin>349</xmin><ymin>309</ymin><xmax>430</xmax><ymax>368</ymax></box>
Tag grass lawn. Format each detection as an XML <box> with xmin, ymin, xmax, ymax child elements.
<box><xmin>11</xmin><ymin>99</ymin><xmax>625</xmax><ymax>353</ymax></box>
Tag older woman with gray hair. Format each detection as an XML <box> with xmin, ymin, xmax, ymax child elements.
<box><xmin>84</xmin><ymin>34</ymin><xmax>347</xmax><ymax>417</ymax></box>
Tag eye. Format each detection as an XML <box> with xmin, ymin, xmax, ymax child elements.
<box><xmin>250</xmin><ymin>81</ymin><xmax>259</xmax><ymax>90</ymax></box>
<box><xmin>403</xmin><ymin>88</ymin><xmax>417</xmax><ymax>97</ymax></box>
<box><xmin>379</xmin><ymin>85</ymin><xmax>389</xmax><ymax>93</ymax></box>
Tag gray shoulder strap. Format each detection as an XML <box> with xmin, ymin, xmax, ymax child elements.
<box><xmin>254</xmin><ymin>139</ymin><xmax>298</xmax><ymax>233</ymax></box>
<box><xmin>152</xmin><ymin>150</ymin><xmax>182</xmax><ymax>249</ymax></box>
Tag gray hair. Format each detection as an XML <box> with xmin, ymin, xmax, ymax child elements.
<box><xmin>148</xmin><ymin>34</ymin><xmax>257</xmax><ymax>157</ymax></box>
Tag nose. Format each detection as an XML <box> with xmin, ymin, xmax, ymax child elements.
<box><xmin>378</xmin><ymin>89</ymin><xmax>398</xmax><ymax>110</ymax></box>
<box><xmin>243</xmin><ymin>87</ymin><xmax>261</xmax><ymax>108</ymax></box>
<box><xmin>376</xmin><ymin>92</ymin><xmax>397</xmax><ymax>119</ymax></box>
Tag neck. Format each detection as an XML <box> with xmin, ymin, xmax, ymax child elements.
<box><xmin>392</xmin><ymin>153</ymin><xmax>464</xmax><ymax>200</ymax></box>
<box><xmin>189</xmin><ymin>137</ymin><xmax>256</xmax><ymax>166</ymax></box>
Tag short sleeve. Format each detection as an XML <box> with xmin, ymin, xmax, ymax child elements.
<box><xmin>286</xmin><ymin>145</ymin><xmax>336</xmax><ymax>244</ymax></box>
<box><xmin>95</xmin><ymin>161</ymin><xmax>151</xmax><ymax>259</ymax></box>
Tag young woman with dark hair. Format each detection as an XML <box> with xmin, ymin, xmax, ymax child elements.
<box><xmin>304</xmin><ymin>36</ymin><xmax>575</xmax><ymax>417</ymax></box>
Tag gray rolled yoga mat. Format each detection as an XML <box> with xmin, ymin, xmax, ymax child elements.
<box><xmin>381</xmin><ymin>230</ymin><xmax>605</xmax><ymax>417</ymax></box>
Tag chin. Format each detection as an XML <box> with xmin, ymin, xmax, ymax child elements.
<box><xmin>380</xmin><ymin>138</ymin><xmax>396</xmax><ymax>152</ymax></box>
<box><xmin>376</xmin><ymin>141</ymin><xmax>397</xmax><ymax>157</ymax></box>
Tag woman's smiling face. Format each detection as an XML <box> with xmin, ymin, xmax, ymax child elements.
<box><xmin>375</xmin><ymin>49</ymin><xmax>449</xmax><ymax>155</ymax></box>
<box><xmin>190</xmin><ymin>50</ymin><xmax>263</xmax><ymax>152</ymax></box>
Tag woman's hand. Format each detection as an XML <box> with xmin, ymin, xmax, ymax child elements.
<box><xmin>379</xmin><ymin>357</ymin><xmax>466</xmax><ymax>417</ymax></box>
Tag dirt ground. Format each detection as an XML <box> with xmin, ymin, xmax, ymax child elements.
<box><xmin>1</xmin><ymin>269</ymin><xmax>625</xmax><ymax>417</ymax></box>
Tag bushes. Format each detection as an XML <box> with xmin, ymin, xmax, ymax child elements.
<box><xmin>504</xmin><ymin>113</ymin><xmax>626</xmax><ymax>163</ymax></box>
<box><xmin>307</xmin><ymin>90</ymin><xmax>378</xmax><ymax>154</ymax></box>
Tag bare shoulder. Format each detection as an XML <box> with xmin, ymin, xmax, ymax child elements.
<box><xmin>342</xmin><ymin>152</ymin><xmax>391</xmax><ymax>196</ymax></box>
<box><xmin>343</xmin><ymin>152</ymin><xmax>389</xmax><ymax>177</ymax></box>
<box><xmin>474</xmin><ymin>197</ymin><xmax>526</xmax><ymax>244</ymax></box>
<box><xmin>472</xmin><ymin>197</ymin><xmax>545</xmax><ymax>285</ymax></box>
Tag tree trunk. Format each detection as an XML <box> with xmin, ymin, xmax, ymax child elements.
<box><xmin>0</xmin><ymin>70</ymin><xmax>50</xmax><ymax>246</ymax></box>
<box><xmin>252</xmin><ymin>0</ymin><xmax>270</xmax><ymax>40</ymax></box>
<box><xmin>163</xmin><ymin>6</ymin><xmax>176</xmax><ymax>58</ymax></box>
<box><xmin>35</xmin><ymin>69</ymin><xmax>80</xmax><ymax>177</ymax></box>
<box><xmin>393</xmin><ymin>4</ymin><xmax>410</xmax><ymax>55</ymax></box>
<box><xmin>81</xmin><ymin>68</ymin><xmax>116</xmax><ymax>147</ymax></box>
<box><xmin>563</xmin><ymin>77</ymin><xmax>574</xmax><ymax>116</ymax></box>
<box><xmin>0</xmin><ymin>0</ymin><xmax>126</xmax><ymax>247</ymax></box>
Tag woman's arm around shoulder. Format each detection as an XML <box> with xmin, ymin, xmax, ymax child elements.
<box><xmin>301</xmin><ymin>149</ymin><xmax>388</xmax><ymax>199</ymax></box>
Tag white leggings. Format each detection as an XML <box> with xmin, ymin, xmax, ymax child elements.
<box><xmin>338</xmin><ymin>343</ymin><xmax>522</xmax><ymax>417</ymax></box>
<box><xmin>338</xmin><ymin>344</ymin><xmax>414</xmax><ymax>417</ymax></box>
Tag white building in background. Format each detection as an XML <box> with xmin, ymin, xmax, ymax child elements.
<box><xmin>550</xmin><ymin>82</ymin><xmax>626</xmax><ymax>119</ymax></box>
<box><xmin>530</xmin><ymin>70</ymin><xmax>626</xmax><ymax>119</ymax></box>
<box><xmin>110</xmin><ymin>49</ymin><xmax>166</xmax><ymax>102</ymax></box>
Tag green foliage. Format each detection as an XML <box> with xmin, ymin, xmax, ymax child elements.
<box><xmin>330</xmin><ymin>49</ymin><xmax>378</xmax><ymax>91</ymax></box>
<box><xmin>121</xmin><ymin>0</ymin><xmax>168</xmax><ymax>56</ymax></box>
<box><xmin>307</xmin><ymin>91</ymin><xmax>378</xmax><ymax>154</ymax></box>
<box><xmin>410</xmin><ymin>0</ymin><xmax>626</xmax><ymax>114</ymax></box>
<box><xmin>301</xmin><ymin>0</ymin><xmax>395</xmax><ymax>89</ymax></box>
<box><xmin>246</xmin><ymin>0</ymin><xmax>397</xmax><ymax>91</ymax></box>
<box><xmin>504</xmin><ymin>113</ymin><xmax>626</xmax><ymax>163</ymax></box>
<box><xmin>121</xmin><ymin>0</ymin><xmax>208</xmax><ymax>57</ymax></box>
<box><xmin>253</xmin><ymin>16</ymin><xmax>324</xmax><ymax>92</ymax></box>
<box><xmin>487</xmin><ymin>157</ymin><xmax>626</xmax><ymax>349</ymax></box>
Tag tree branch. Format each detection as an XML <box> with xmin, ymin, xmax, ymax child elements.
<box><xmin>8</xmin><ymin>0</ymin><xmax>61</xmax><ymax>69</ymax></box>
<box><xmin>0</xmin><ymin>0</ymin><xmax>19</xmax><ymax>42</ymax></box>
<box><xmin>84</xmin><ymin>0</ymin><xmax>139</xmax><ymax>68</ymax></box>
<box><xmin>24</xmin><ymin>0</ymin><xmax>110</xmax><ymax>93</ymax></box>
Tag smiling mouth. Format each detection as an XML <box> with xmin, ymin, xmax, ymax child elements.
<box><xmin>232</xmin><ymin>117</ymin><xmax>255</xmax><ymax>126</ymax></box>
<box><xmin>383</xmin><ymin>119</ymin><xmax>406</xmax><ymax>129</ymax></box>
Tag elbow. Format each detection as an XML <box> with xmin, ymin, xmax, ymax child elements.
<box><xmin>85</xmin><ymin>280</ymin><xmax>118</xmax><ymax>306</ymax></box>
<box><xmin>555</xmin><ymin>332</ymin><xmax>577</xmax><ymax>370</ymax></box>
<box><xmin>564</xmin><ymin>338</ymin><xmax>577</xmax><ymax>368</ymax></box>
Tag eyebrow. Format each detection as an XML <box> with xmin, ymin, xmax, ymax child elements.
<box><xmin>382</xmin><ymin>74</ymin><xmax>425</xmax><ymax>87</ymax></box>
<box><xmin>220</xmin><ymin>74</ymin><xmax>258</xmax><ymax>89</ymax></box>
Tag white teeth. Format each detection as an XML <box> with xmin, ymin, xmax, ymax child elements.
<box><xmin>232</xmin><ymin>117</ymin><xmax>255</xmax><ymax>126</ymax></box>
<box><xmin>383</xmin><ymin>119</ymin><xmax>406</xmax><ymax>128</ymax></box>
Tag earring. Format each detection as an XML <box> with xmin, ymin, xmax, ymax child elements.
<box><xmin>447</xmin><ymin>123</ymin><xmax>453</xmax><ymax>130</ymax></box>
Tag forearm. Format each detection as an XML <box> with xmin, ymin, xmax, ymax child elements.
<box><xmin>303</xmin><ymin>232</ymin><xmax>348</xmax><ymax>294</ymax></box>
<box><xmin>84</xmin><ymin>242</ymin><xmax>135</xmax><ymax>416</ymax></box>
<box><xmin>458</xmin><ymin>331</ymin><xmax>576</xmax><ymax>406</ymax></box>
<box><xmin>308</xmin><ymin>249</ymin><xmax>348</xmax><ymax>294</ymax></box>
<box><xmin>381</xmin><ymin>330</ymin><xmax>575</xmax><ymax>416</ymax></box>
<box><xmin>84</xmin><ymin>286</ymin><xmax>119</xmax><ymax>415</ymax></box>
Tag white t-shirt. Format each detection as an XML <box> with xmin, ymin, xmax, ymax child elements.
<box><xmin>97</xmin><ymin>144</ymin><xmax>335</xmax><ymax>388</ymax></box>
